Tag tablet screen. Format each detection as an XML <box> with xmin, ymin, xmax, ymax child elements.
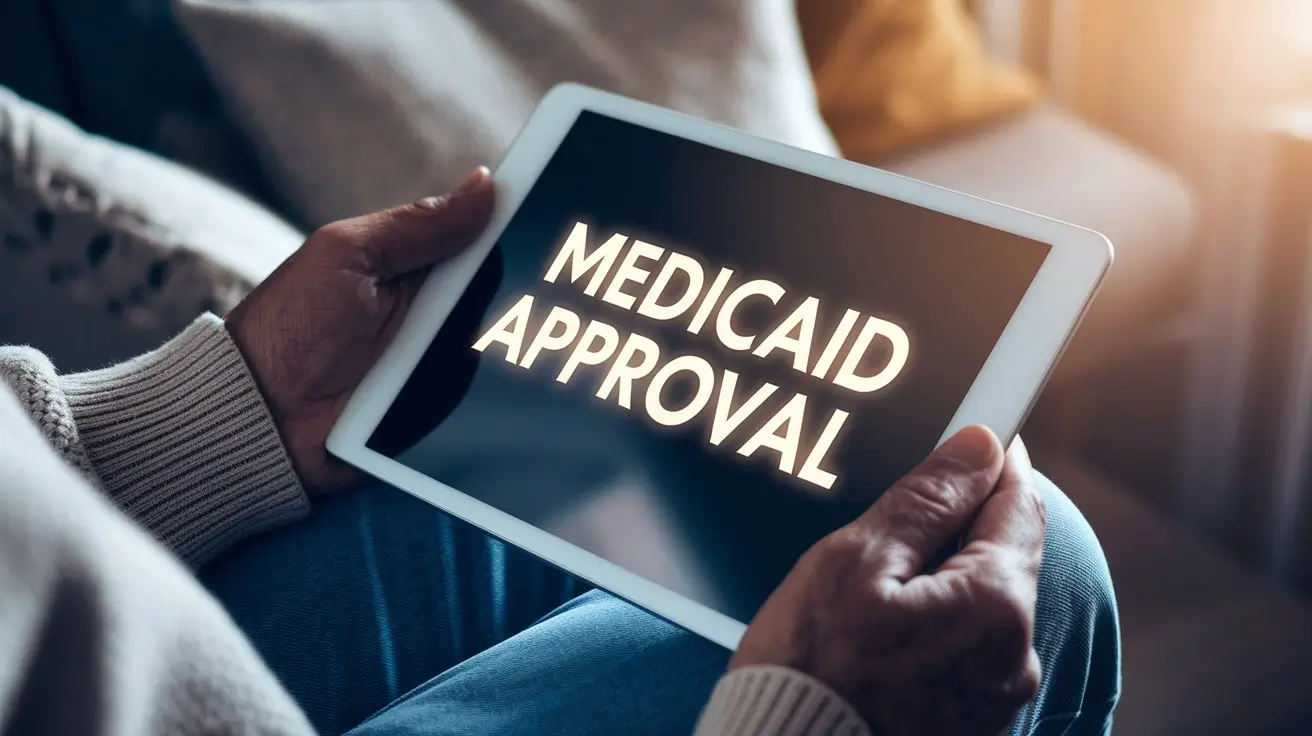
<box><xmin>367</xmin><ymin>111</ymin><xmax>1051</xmax><ymax>624</ymax></box>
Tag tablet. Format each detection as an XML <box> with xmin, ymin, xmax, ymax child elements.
<box><xmin>327</xmin><ymin>83</ymin><xmax>1112</xmax><ymax>650</ymax></box>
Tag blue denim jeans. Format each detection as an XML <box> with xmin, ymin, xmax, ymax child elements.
<box><xmin>200</xmin><ymin>474</ymin><xmax>1120</xmax><ymax>736</ymax></box>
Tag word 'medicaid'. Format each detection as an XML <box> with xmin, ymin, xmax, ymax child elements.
<box><xmin>471</xmin><ymin>222</ymin><xmax>911</xmax><ymax>492</ymax></box>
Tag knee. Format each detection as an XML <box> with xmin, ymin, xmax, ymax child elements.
<box><xmin>1023</xmin><ymin>473</ymin><xmax>1122</xmax><ymax>729</ymax></box>
<box><xmin>1035</xmin><ymin>473</ymin><xmax>1118</xmax><ymax>619</ymax></box>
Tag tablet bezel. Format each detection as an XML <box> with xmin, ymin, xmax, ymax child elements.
<box><xmin>327</xmin><ymin>83</ymin><xmax>1113</xmax><ymax>650</ymax></box>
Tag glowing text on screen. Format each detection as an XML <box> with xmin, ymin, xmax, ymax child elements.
<box><xmin>472</xmin><ymin>222</ymin><xmax>911</xmax><ymax>493</ymax></box>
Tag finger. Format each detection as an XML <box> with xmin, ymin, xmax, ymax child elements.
<box><xmin>361</xmin><ymin>166</ymin><xmax>497</xmax><ymax>279</ymax></box>
<box><xmin>854</xmin><ymin>425</ymin><xmax>1005</xmax><ymax>579</ymax></box>
<box><xmin>964</xmin><ymin>436</ymin><xmax>1045</xmax><ymax>557</ymax></box>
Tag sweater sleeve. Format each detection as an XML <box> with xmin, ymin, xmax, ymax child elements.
<box><xmin>0</xmin><ymin>383</ymin><xmax>316</xmax><ymax>736</ymax></box>
<box><xmin>0</xmin><ymin>313</ymin><xmax>309</xmax><ymax>566</ymax></box>
<box><xmin>695</xmin><ymin>666</ymin><xmax>873</xmax><ymax>736</ymax></box>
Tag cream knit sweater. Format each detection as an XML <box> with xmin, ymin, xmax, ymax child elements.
<box><xmin>0</xmin><ymin>314</ymin><xmax>870</xmax><ymax>736</ymax></box>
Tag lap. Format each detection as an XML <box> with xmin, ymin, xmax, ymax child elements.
<box><xmin>201</xmin><ymin>484</ymin><xmax>582</xmax><ymax>735</ymax></box>
<box><xmin>1012</xmin><ymin>473</ymin><xmax>1121</xmax><ymax>735</ymax></box>
<box><xmin>203</xmin><ymin>475</ymin><xmax>1120</xmax><ymax>736</ymax></box>
<box><xmin>347</xmin><ymin>590</ymin><xmax>728</xmax><ymax>736</ymax></box>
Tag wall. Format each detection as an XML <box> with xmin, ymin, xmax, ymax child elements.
<box><xmin>1042</xmin><ymin>0</ymin><xmax>1312</xmax><ymax>574</ymax></box>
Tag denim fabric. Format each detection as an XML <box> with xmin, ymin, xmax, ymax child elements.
<box><xmin>201</xmin><ymin>474</ymin><xmax>1119</xmax><ymax>736</ymax></box>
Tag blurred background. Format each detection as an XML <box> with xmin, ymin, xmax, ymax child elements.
<box><xmin>3</xmin><ymin>0</ymin><xmax>1312</xmax><ymax>733</ymax></box>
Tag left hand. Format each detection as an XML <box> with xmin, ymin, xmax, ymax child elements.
<box><xmin>731</xmin><ymin>426</ymin><xmax>1044</xmax><ymax>735</ymax></box>
<box><xmin>225</xmin><ymin>167</ymin><xmax>496</xmax><ymax>493</ymax></box>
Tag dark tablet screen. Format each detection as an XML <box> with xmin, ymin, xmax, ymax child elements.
<box><xmin>367</xmin><ymin>111</ymin><xmax>1050</xmax><ymax>623</ymax></box>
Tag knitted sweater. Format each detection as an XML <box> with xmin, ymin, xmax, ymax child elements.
<box><xmin>0</xmin><ymin>314</ymin><xmax>871</xmax><ymax>736</ymax></box>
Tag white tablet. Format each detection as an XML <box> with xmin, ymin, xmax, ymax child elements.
<box><xmin>328</xmin><ymin>83</ymin><xmax>1112</xmax><ymax>650</ymax></box>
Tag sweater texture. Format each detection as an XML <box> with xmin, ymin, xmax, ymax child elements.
<box><xmin>0</xmin><ymin>314</ymin><xmax>870</xmax><ymax>736</ymax></box>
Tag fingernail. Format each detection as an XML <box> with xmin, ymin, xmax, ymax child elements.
<box><xmin>413</xmin><ymin>167</ymin><xmax>490</xmax><ymax>210</ymax></box>
<box><xmin>453</xmin><ymin>166</ymin><xmax>490</xmax><ymax>195</ymax></box>
<box><xmin>936</xmin><ymin>425</ymin><xmax>999</xmax><ymax>469</ymax></box>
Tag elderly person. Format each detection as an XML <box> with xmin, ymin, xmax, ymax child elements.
<box><xmin>0</xmin><ymin>168</ymin><xmax>1119</xmax><ymax>736</ymax></box>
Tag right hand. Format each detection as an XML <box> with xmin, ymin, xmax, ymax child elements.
<box><xmin>225</xmin><ymin>168</ymin><xmax>496</xmax><ymax>492</ymax></box>
<box><xmin>732</xmin><ymin>425</ymin><xmax>1045</xmax><ymax>736</ymax></box>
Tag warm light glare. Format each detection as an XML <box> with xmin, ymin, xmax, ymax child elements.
<box><xmin>1294</xmin><ymin>2</ymin><xmax>1312</xmax><ymax>52</ymax></box>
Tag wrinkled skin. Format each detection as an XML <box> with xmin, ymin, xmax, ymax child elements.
<box><xmin>732</xmin><ymin>426</ymin><xmax>1046</xmax><ymax>736</ymax></box>
<box><xmin>225</xmin><ymin>168</ymin><xmax>496</xmax><ymax>493</ymax></box>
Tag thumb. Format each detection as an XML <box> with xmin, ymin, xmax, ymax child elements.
<box><xmin>853</xmin><ymin>425</ymin><xmax>1005</xmax><ymax>580</ymax></box>
<box><xmin>357</xmin><ymin>166</ymin><xmax>497</xmax><ymax>280</ymax></box>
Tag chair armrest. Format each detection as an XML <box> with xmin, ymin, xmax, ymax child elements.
<box><xmin>875</xmin><ymin>105</ymin><xmax>1197</xmax><ymax>384</ymax></box>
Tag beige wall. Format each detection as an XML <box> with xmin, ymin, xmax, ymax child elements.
<box><xmin>1038</xmin><ymin>0</ymin><xmax>1308</xmax><ymax>169</ymax></box>
<box><xmin>1038</xmin><ymin>0</ymin><xmax>1312</xmax><ymax>548</ymax></box>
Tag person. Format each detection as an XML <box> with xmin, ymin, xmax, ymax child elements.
<box><xmin>0</xmin><ymin>167</ymin><xmax>1120</xmax><ymax>736</ymax></box>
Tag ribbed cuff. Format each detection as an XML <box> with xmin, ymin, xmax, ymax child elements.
<box><xmin>695</xmin><ymin>666</ymin><xmax>872</xmax><ymax>736</ymax></box>
<box><xmin>61</xmin><ymin>314</ymin><xmax>309</xmax><ymax>566</ymax></box>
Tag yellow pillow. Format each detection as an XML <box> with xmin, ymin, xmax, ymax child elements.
<box><xmin>797</xmin><ymin>0</ymin><xmax>1040</xmax><ymax>160</ymax></box>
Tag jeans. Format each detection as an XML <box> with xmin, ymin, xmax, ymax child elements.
<box><xmin>200</xmin><ymin>474</ymin><xmax>1120</xmax><ymax>736</ymax></box>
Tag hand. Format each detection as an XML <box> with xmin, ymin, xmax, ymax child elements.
<box><xmin>732</xmin><ymin>425</ymin><xmax>1045</xmax><ymax>736</ymax></box>
<box><xmin>225</xmin><ymin>167</ymin><xmax>496</xmax><ymax>493</ymax></box>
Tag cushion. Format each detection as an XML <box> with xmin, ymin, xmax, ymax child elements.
<box><xmin>0</xmin><ymin>0</ymin><xmax>275</xmax><ymax>203</ymax></box>
<box><xmin>876</xmin><ymin>105</ymin><xmax>1197</xmax><ymax>380</ymax></box>
<box><xmin>172</xmin><ymin>0</ymin><xmax>841</xmax><ymax>228</ymax></box>
<box><xmin>798</xmin><ymin>0</ymin><xmax>1040</xmax><ymax>160</ymax></box>
<box><xmin>0</xmin><ymin>86</ymin><xmax>303</xmax><ymax>368</ymax></box>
